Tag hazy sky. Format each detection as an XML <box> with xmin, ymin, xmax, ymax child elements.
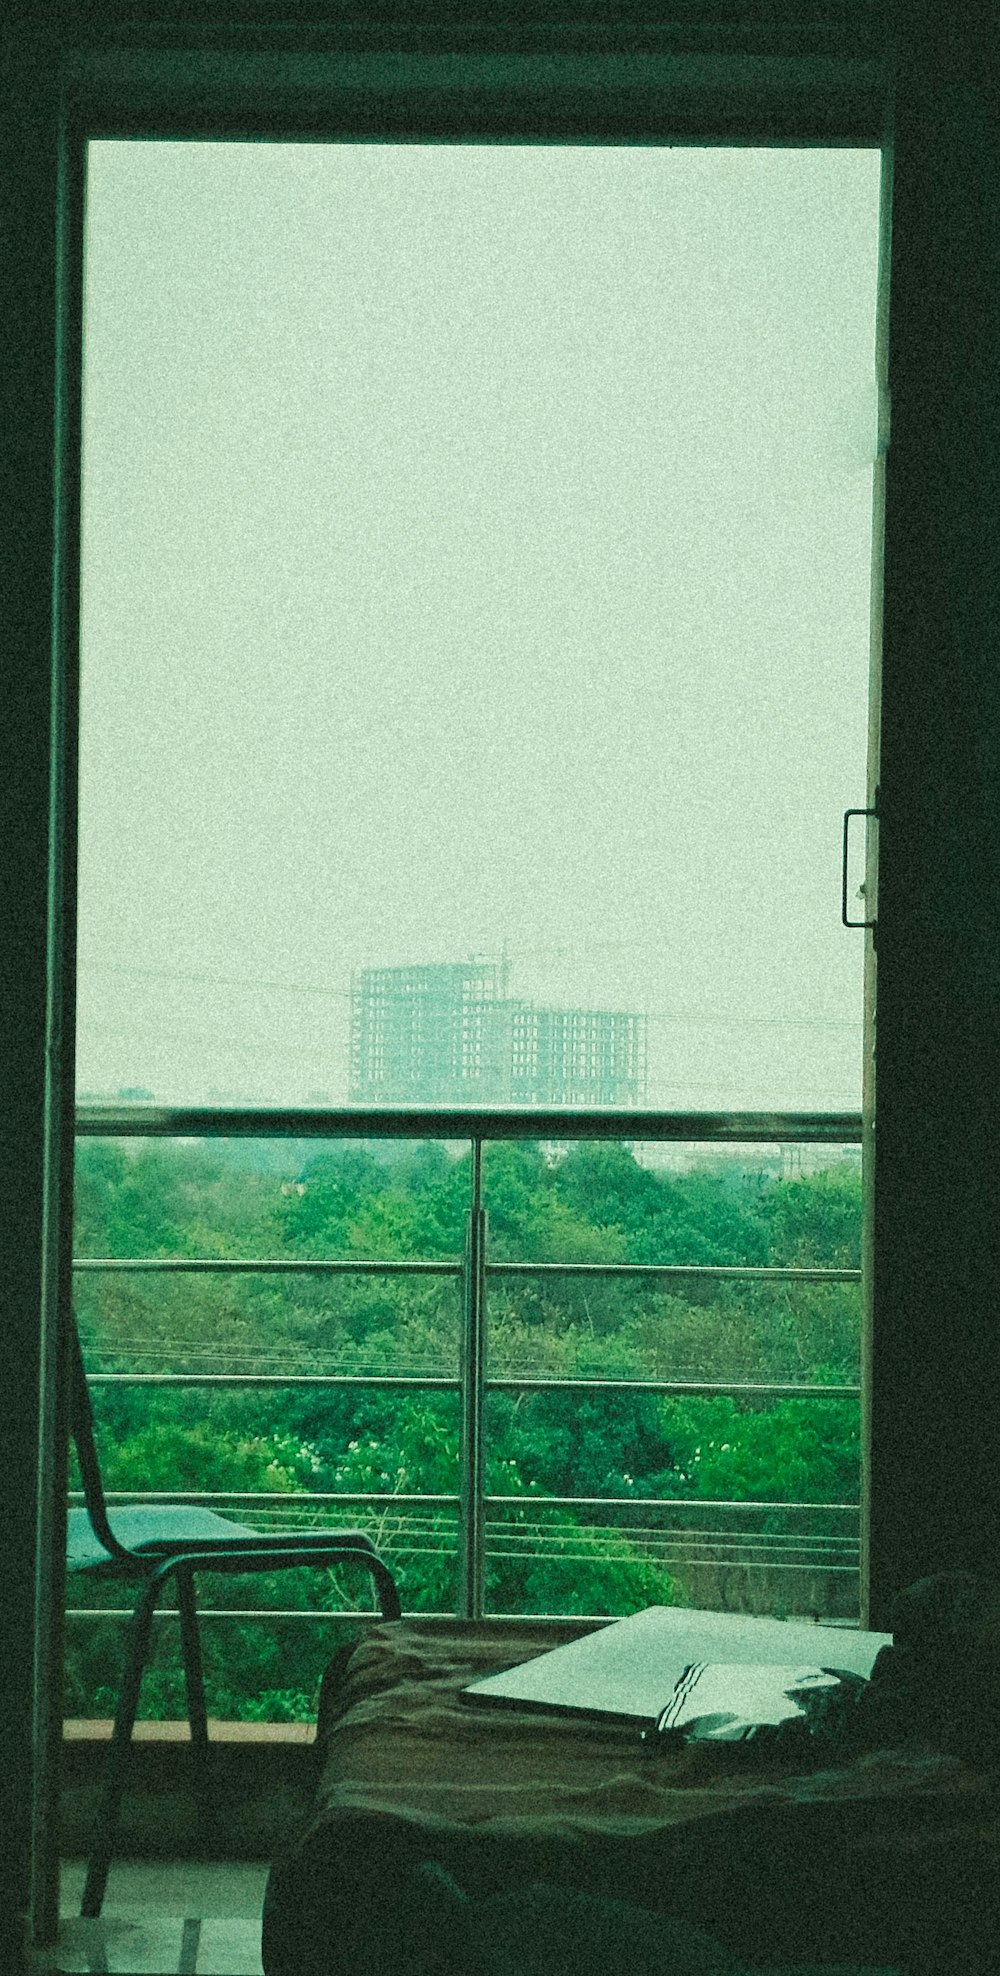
<box><xmin>76</xmin><ymin>141</ymin><xmax>881</xmax><ymax>1109</ymax></box>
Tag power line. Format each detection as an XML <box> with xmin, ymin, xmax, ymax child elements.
<box><xmin>78</xmin><ymin>962</ymin><xmax>860</xmax><ymax>1030</ymax></box>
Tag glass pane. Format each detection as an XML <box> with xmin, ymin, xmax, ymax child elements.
<box><xmin>77</xmin><ymin>142</ymin><xmax>881</xmax><ymax>1111</ymax></box>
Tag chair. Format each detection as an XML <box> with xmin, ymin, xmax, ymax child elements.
<box><xmin>67</xmin><ymin>1315</ymin><xmax>401</xmax><ymax>1918</ymax></box>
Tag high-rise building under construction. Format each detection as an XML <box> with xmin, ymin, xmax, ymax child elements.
<box><xmin>349</xmin><ymin>960</ymin><xmax>645</xmax><ymax>1107</ymax></box>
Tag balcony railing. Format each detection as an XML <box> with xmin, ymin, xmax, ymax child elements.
<box><xmin>70</xmin><ymin>1105</ymin><xmax>863</xmax><ymax>1672</ymax></box>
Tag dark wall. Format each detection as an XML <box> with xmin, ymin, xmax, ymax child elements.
<box><xmin>0</xmin><ymin>9</ymin><xmax>64</xmax><ymax>1967</ymax></box>
<box><xmin>868</xmin><ymin>11</ymin><xmax>1000</xmax><ymax>1616</ymax></box>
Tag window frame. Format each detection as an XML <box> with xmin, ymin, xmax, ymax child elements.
<box><xmin>34</xmin><ymin>28</ymin><xmax>892</xmax><ymax>1945</ymax></box>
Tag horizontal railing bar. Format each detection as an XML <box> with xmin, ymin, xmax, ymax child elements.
<box><xmin>484</xmin><ymin>1553</ymin><xmax>859</xmax><ymax>1573</ymax></box>
<box><xmin>484</xmin><ymin>1611</ymin><xmax>862</xmax><ymax>1627</ymax></box>
<box><xmin>75</xmin><ymin>1104</ymin><xmax>862</xmax><ymax>1144</ymax></box>
<box><xmin>71</xmin><ymin>1490</ymin><xmax>460</xmax><ymax>1508</ymax></box>
<box><xmin>69</xmin><ymin>1487</ymin><xmax>857</xmax><ymax>1514</ymax></box>
<box><xmin>65</xmin><ymin>1608</ymin><xmax>428</xmax><ymax>1623</ymax></box>
<box><xmin>486</xmin><ymin>1541</ymin><xmax>857</xmax><ymax>1557</ymax></box>
<box><xmin>485</xmin><ymin>1526</ymin><xmax>857</xmax><ymax>1541</ymax></box>
<box><xmin>66</xmin><ymin>1601</ymin><xmax>863</xmax><ymax>1626</ymax></box>
<box><xmin>486</xmin><ymin>1377</ymin><xmax>860</xmax><ymax>1397</ymax></box>
<box><xmin>71</xmin><ymin>1256</ymin><xmax>857</xmax><ymax>1283</ymax></box>
<box><xmin>87</xmin><ymin>1372</ymin><xmax>459</xmax><ymax>1389</ymax></box>
<box><xmin>73</xmin><ymin>1257</ymin><xmax>460</xmax><ymax>1276</ymax></box>
<box><xmin>484</xmin><ymin>1521</ymin><xmax>859</xmax><ymax>1539</ymax></box>
<box><xmin>488</xmin><ymin>1263</ymin><xmax>860</xmax><ymax>1282</ymax></box>
<box><xmin>82</xmin><ymin>1370</ymin><xmax>857</xmax><ymax>1396</ymax></box>
<box><xmin>485</xmin><ymin>1493</ymin><xmax>859</xmax><ymax>1511</ymax></box>
<box><xmin>484</xmin><ymin>1528</ymin><xmax>859</xmax><ymax>1551</ymax></box>
<box><xmin>485</xmin><ymin>1549</ymin><xmax>858</xmax><ymax>1561</ymax></box>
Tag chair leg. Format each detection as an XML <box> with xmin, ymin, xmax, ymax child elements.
<box><xmin>373</xmin><ymin>1554</ymin><xmax>402</xmax><ymax>1622</ymax></box>
<box><xmin>176</xmin><ymin>1566</ymin><xmax>209</xmax><ymax>1760</ymax></box>
<box><xmin>81</xmin><ymin>1577</ymin><xmax>159</xmax><ymax>1920</ymax></box>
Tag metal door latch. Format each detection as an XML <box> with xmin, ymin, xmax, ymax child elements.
<box><xmin>842</xmin><ymin>800</ymin><xmax>878</xmax><ymax>938</ymax></box>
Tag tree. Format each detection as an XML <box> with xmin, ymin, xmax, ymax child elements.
<box><xmin>68</xmin><ymin>1136</ymin><xmax>865</xmax><ymax>1714</ymax></box>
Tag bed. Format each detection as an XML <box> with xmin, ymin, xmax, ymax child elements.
<box><xmin>261</xmin><ymin>1608</ymin><xmax>1000</xmax><ymax>1976</ymax></box>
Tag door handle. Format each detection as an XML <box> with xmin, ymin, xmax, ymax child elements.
<box><xmin>842</xmin><ymin>802</ymin><xmax>878</xmax><ymax>934</ymax></box>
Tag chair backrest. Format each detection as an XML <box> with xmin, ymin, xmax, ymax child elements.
<box><xmin>70</xmin><ymin>1315</ymin><xmax>132</xmax><ymax>1562</ymax></box>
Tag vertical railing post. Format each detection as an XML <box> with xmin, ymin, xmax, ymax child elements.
<box><xmin>459</xmin><ymin>1137</ymin><xmax>486</xmax><ymax>1619</ymax></box>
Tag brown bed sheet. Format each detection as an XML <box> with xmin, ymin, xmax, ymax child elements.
<box><xmin>262</xmin><ymin>1619</ymin><xmax>1000</xmax><ymax>1976</ymax></box>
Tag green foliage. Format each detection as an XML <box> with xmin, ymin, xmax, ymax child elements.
<box><xmin>97</xmin><ymin>1420</ymin><xmax>300</xmax><ymax>1494</ymax></box>
<box><xmin>281</xmin><ymin>1141</ymin><xmax>468</xmax><ymax>1259</ymax></box>
<box><xmin>761</xmin><ymin>1165</ymin><xmax>863</xmax><ymax>1269</ymax></box>
<box><xmin>486</xmin><ymin>1504</ymin><xmax>680</xmax><ymax>1618</ymax></box>
<box><xmin>552</xmin><ymin>1143</ymin><xmax>772</xmax><ymax>1267</ymax></box>
<box><xmin>68</xmin><ymin>1135</ymin><xmax>863</xmax><ymax>1719</ymax></box>
<box><xmin>656</xmin><ymin>1394</ymin><xmax>860</xmax><ymax>1502</ymax></box>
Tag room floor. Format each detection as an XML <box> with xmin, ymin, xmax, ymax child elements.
<box><xmin>34</xmin><ymin>1861</ymin><xmax>268</xmax><ymax>1974</ymax></box>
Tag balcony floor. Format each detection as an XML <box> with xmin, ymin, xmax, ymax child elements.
<box><xmin>37</xmin><ymin>1860</ymin><xmax>267</xmax><ymax>1974</ymax></box>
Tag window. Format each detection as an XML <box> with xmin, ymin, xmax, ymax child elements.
<box><xmin>69</xmin><ymin>137</ymin><xmax>882</xmax><ymax>1666</ymax></box>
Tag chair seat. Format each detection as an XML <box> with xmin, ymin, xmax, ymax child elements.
<box><xmin>67</xmin><ymin>1503</ymin><xmax>266</xmax><ymax>1571</ymax></box>
<box><xmin>68</xmin><ymin>1504</ymin><xmax>379</xmax><ymax>1570</ymax></box>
